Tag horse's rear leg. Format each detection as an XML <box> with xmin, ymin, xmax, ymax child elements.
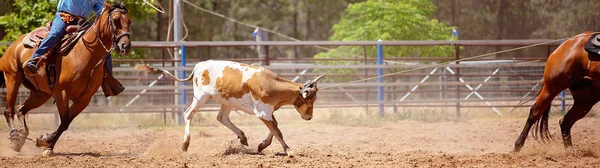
<box><xmin>560</xmin><ymin>81</ymin><xmax>599</xmax><ymax>148</ymax></box>
<box><xmin>36</xmin><ymin>97</ymin><xmax>90</xmax><ymax>156</ymax></box>
<box><xmin>15</xmin><ymin>91</ymin><xmax>52</xmax><ymax>140</ymax></box>
<box><xmin>3</xmin><ymin>73</ymin><xmax>24</xmax><ymax>152</ymax></box>
<box><xmin>514</xmin><ymin>85</ymin><xmax>560</xmax><ymax>152</ymax></box>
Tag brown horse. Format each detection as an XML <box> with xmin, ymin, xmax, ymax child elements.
<box><xmin>514</xmin><ymin>32</ymin><xmax>600</xmax><ymax>152</ymax></box>
<box><xmin>0</xmin><ymin>3</ymin><xmax>131</xmax><ymax>156</ymax></box>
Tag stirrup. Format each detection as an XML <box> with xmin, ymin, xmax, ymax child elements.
<box><xmin>24</xmin><ymin>58</ymin><xmax>42</xmax><ymax>75</ymax></box>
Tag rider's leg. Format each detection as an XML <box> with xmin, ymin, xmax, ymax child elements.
<box><xmin>102</xmin><ymin>53</ymin><xmax>125</xmax><ymax>96</ymax></box>
<box><xmin>104</xmin><ymin>53</ymin><xmax>113</xmax><ymax>75</ymax></box>
<box><xmin>25</xmin><ymin>12</ymin><xmax>68</xmax><ymax>73</ymax></box>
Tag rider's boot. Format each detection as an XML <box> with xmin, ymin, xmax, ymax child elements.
<box><xmin>24</xmin><ymin>57</ymin><xmax>42</xmax><ymax>74</ymax></box>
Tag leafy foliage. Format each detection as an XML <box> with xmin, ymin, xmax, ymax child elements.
<box><xmin>0</xmin><ymin>0</ymin><xmax>56</xmax><ymax>42</ymax></box>
<box><xmin>314</xmin><ymin>0</ymin><xmax>456</xmax><ymax>80</ymax></box>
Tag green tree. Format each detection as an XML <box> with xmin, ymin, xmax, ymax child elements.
<box><xmin>0</xmin><ymin>0</ymin><xmax>56</xmax><ymax>42</ymax></box>
<box><xmin>314</xmin><ymin>0</ymin><xmax>455</xmax><ymax>80</ymax></box>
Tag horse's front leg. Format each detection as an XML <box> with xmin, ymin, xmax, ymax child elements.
<box><xmin>260</xmin><ymin>116</ymin><xmax>293</xmax><ymax>156</ymax></box>
<box><xmin>36</xmin><ymin>94</ymin><xmax>90</xmax><ymax>156</ymax></box>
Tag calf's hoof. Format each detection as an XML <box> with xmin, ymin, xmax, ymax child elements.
<box><xmin>181</xmin><ymin>141</ymin><xmax>190</xmax><ymax>152</ymax></box>
<box><xmin>286</xmin><ymin>150</ymin><xmax>295</xmax><ymax>158</ymax></box>
<box><xmin>512</xmin><ymin>146</ymin><xmax>522</xmax><ymax>153</ymax></box>
<box><xmin>239</xmin><ymin>136</ymin><xmax>248</xmax><ymax>146</ymax></box>
<box><xmin>257</xmin><ymin>143</ymin><xmax>268</xmax><ymax>153</ymax></box>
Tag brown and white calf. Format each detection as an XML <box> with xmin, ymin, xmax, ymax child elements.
<box><xmin>136</xmin><ymin>60</ymin><xmax>323</xmax><ymax>155</ymax></box>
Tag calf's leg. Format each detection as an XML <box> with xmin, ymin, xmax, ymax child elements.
<box><xmin>181</xmin><ymin>95</ymin><xmax>209</xmax><ymax>152</ymax></box>
<box><xmin>258</xmin><ymin>116</ymin><xmax>276</xmax><ymax>152</ymax></box>
<box><xmin>260</xmin><ymin>117</ymin><xmax>293</xmax><ymax>156</ymax></box>
<box><xmin>216</xmin><ymin>105</ymin><xmax>248</xmax><ymax>146</ymax></box>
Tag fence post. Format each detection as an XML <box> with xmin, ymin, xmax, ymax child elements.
<box><xmin>254</xmin><ymin>28</ymin><xmax>270</xmax><ymax>65</ymax></box>
<box><xmin>364</xmin><ymin>46</ymin><xmax>369</xmax><ymax>115</ymax></box>
<box><xmin>377</xmin><ymin>40</ymin><xmax>384</xmax><ymax>117</ymax></box>
<box><xmin>454</xmin><ymin>44</ymin><xmax>461</xmax><ymax>119</ymax></box>
<box><xmin>173</xmin><ymin>0</ymin><xmax>183</xmax><ymax>125</ymax></box>
<box><xmin>180</xmin><ymin>45</ymin><xmax>186</xmax><ymax>124</ymax></box>
<box><xmin>560</xmin><ymin>90</ymin><xmax>566</xmax><ymax>114</ymax></box>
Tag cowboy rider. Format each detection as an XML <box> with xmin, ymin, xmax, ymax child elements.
<box><xmin>24</xmin><ymin>0</ymin><xmax>124</xmax><ymax>96</ymax></box>
<box><xmin>24</xmin><ymin>0</ymin><xmax>104</xmax><ymax>73</ymax></box>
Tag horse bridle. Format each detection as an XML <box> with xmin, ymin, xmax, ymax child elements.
<box><xmin>94</xmin><ymin>7</ymin><xmax>131</xmax><ymax>54</ymax></box>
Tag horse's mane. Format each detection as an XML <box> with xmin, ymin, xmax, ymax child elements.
<box><xmin>108</xmin><ymin>3</ymin><xmax>128</xmax><ymax>12</ymax></box>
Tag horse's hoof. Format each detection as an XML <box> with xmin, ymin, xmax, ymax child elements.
<box><xmin>181</xmin><ymin>141</ymin><xmax>190</xmax><ymax>152</ymax></box>
<box><xmin>8</xmin><ymin>131</ymin><xmax>25</xmax><ymax>152</ymax></box>
<box><xmin>9</xmin><ymin>139</ymin><xmax>24</xmax><ymax>152</ymax></box>
<box><xmin>41</xmin><ymin>149</ymin><xmax>54</xmax><ymax>156</ymax></box>
<box><xmin>36</xmin><ymin>135</ymin><xmax>49</xmax><ymax>148</ymax></box>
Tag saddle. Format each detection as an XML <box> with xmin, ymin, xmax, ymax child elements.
<box><xmin>21</xmin><ymin>21</ymin><xmax>86</xmax><ymax>53</ymax></box>
<box><xmin>584</xmin><ymin>32</ymin><xmax>600</xmax><ymax>57</ymax></box>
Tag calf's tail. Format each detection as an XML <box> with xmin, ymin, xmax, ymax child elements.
<box><xmin>135</xmin><ymin>63</ymin><xmax>194</xmax><ymax>82</ymax></box>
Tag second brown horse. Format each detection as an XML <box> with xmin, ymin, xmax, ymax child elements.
<box><xmin>514</xmin><ymin>32</ymin><xmax>600</xmax><ymax>152</ymax></box>
<box><xmin>0</xmin><ymin>3</ymin><xmax>131</xmax><ymax>156</ymax></box>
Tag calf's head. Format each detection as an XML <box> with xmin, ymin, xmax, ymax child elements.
<box><xmin>294</xmin><ymin>75</ymin><xmax>324</xmax><ymax>120</ymax></box>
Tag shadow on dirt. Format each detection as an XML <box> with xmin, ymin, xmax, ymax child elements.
<box><xmin>54</xmin><ymin>152</ymin><xmax>141</xmax><ymax>157</ymax></box>
<box><xmin>222</xmin><ymin>145</ymin><xmax>261</xmax><ymax>155</ymax></box>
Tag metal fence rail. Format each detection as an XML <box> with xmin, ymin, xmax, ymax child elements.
<box><xmin>0</xmin><ymin>40</ymin><xmax>563</xmax><ymax>124</ymax></box>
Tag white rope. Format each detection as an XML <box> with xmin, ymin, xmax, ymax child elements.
<box><xmin>143</xmin><ymin>0</ymin><xmax>165</xmax><ymax>13</ymax></box>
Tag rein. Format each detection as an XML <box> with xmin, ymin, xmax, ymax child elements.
<box><xmin>83</xmin><ymin>7</ymin><xmax>130</xmax><ymax>53</ymax></box>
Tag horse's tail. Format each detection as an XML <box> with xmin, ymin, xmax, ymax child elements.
<box><xmin>135</xmin><ymin>63</ymin><xmax>194</xmax><ymax>82</ymax></box>
<box><xmin>526</xmin><ymin>83</ymin><xmax>553</xmax><ymax>142</ymax></box>
<box><xmin>509</xmin><ymin>83</ymin><xmax>543</xmax><ymax>114</ymax></box>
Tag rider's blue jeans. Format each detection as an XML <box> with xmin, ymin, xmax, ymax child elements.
<box><xmin>31</xmin><ymin>12</ymin><xmax>68</xmax><ymax>59</ymax></box>
<box><xmin>32</xmin><ymin>12</ymin><xmax>114</xmax><ymax>74</ymax></box>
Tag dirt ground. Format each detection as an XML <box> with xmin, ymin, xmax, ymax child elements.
<box><xmin>0</xmin><ymin>116</ymin><xmax>599</xmax><ymax>167</ymax></box>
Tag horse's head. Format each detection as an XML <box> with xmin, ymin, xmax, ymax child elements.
<box><xmin>294</xmin><ymin>75</ymin><xmax>324</xmax><ymax>120</ymax></box>
<box><xmin>106</xmin><ymin>3</ymin><xmax>131</xmax><ymax>55</ymax></box>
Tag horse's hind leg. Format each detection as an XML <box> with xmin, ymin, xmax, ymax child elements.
<box><xmin>3</xmin><ymin>73</ymin><xmax>24</xmax><ymax>152</ymax></box>
<box><xmin>514</xmin><ymin>85</ymin><xmax>561</xmax><ymax>152</ymax></box>
<box><xmin>560</xmin><ymin>80</ymin><xmax>599</xmax><ymax>148</ymax></box>
<box><xmin>15</xmin><ymin>91</ymin><xmax>52</xmax><ymax>140</ymax></box>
